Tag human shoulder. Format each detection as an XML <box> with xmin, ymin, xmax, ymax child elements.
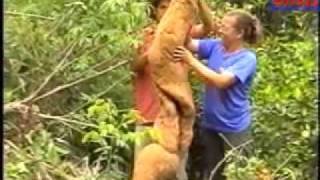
<box><xmin>142</xmin><ymin>22</ymin><xmax>157</xmax><ymax>35</ymax></box>
<box><xmin>135</xmin><ymin>22</ymin><xmax>157</xmax><ymax>50</ymax></box>
<box><xmin>242</xmin><ymin>50</ymin><xmax>257</xmax><ymax>63</ymax></box>
<box><xmin>234</xmin><ymin>50</ymin><xmax>257</xmax><ymax>71</ymax></box>
<box><xmin>226</xmin><ymin>50</ymin><xmax>257</xmax><ymax>70</ymax></box>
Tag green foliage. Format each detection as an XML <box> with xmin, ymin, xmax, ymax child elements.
<box><xmin>4</xmin><ymin>0</ymin><xmax>150</xmax><ymax>114</ymax></box>
<box><xmin>81</xmin><ymin>99</ymin><xmax>161</xmax><ymax>166</ymax></box>
<box><xmin>249</xmin><ymin>36</ymin><xmax>317</xmax><ymax>180</ymax></box>
<box><xmin>225</xmin><ymin>156</ymin><xmax>271</xmax><ymax>180</ymax></box>
<box><xmin>4</xmin><ymin>0</ymin><xmax>150</xmax><ymax>177</ymax></box>
<box><xmin>5</xmin><ymin>129</ymin><xmax>128</xmax><ymax>180</ymax></box>
<box><xmin>82</xmin><ymin>99</ymin><xmax>137</xmax><ymax>156</ymax></box>
<box><xmin>4</xmin><ymin>0</ymin><xmax>317</xmax><ymax>179</ymax></box>
<box><xmin>4</xmin><ymin>99</ymin><xmax>141</xmax><ymax>180</ymax></box>
<box><xmin>5</xmin><ymin>129</ymin><xmax>69</xmax><ymax>179</ymax></box>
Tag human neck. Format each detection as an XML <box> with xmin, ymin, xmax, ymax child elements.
<box><xmin>223</xmin><ymin>41</ymin><xmax>244</xmax><ymax>53</ymax></box>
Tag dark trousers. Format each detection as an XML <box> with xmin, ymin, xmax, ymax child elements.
<box><xmin>200</xmin><ymin>127</ymin><xmax>253</xmax><ymax>180</ymax></box>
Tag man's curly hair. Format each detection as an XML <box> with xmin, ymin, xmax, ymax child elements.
<box><xmin>151</xmin><ymin>0</ymin><xmax>162</xmax><ymax>7</ymax></box>
<box><xmin>149</xmin><ymin>0</ymin><xmax>163</xmax><ymax>19</ymax></box>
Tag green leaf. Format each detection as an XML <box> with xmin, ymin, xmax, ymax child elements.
<box><xmin>82</xmin><ymin>131</ymin><xmax>100</xmax><ymax>143</ymax></box>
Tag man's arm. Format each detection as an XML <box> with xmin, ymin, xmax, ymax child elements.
<box><xmin>131</xmin><ymin>26</ymin><xmax>155</xmax><ymax>73</ymax></box>
<box><xmin>185</xmin><ymin>1</ymin><xmax>218</xmax><ymax>53</ymax></box>
<box><xmin>131</xmin><ymin>48</ymin><xmax>148</xmax><ymax>73</ymax></box>
<box><xmin>190</xmin><ymin>0</ymin><xmax>222</xmax><ymax>38</ymax></box>
<box><xmin>198</xmin><ymin>0</ymin><xmax>215</xmax><ymax>35</ymax></box>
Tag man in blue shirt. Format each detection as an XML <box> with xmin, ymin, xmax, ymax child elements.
<box><xmin>172</xmin><ymin>10</ymin><xmax>263</xmax><ymax>180</ymax></box>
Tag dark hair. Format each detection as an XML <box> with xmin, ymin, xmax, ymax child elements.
<box><xmin>149</xmin><ymin>0</ymin><xmax>162</xmax><ymax>19</ymax></box>
<box><xmin>151</xmin><ymin>0</ymin><xmax>162</xmax><ymax>7</ymax></box>
<box><xmin>227</xmin><ymin>10</ymin><xmax>263</xmax><ymax>44</ymax></box>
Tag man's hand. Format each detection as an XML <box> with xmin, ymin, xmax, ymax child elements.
<box><xmin>131</xmin><ymin>25</ymin><xmax>155</xmax><ymax>72</ymax></box>
<box><xmin>172</xmin><ymin>46</ymin><xmax>194</xmax><ymax>64</ymax></box>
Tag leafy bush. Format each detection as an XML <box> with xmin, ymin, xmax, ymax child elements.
<box><xmin>4</xmin><ymin>0</ymin><xmax>317</xmax><ymax>179</ymax></box>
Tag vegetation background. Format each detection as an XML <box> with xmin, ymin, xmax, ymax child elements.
<box><xmin>4</xmin><ymin>0</ymin><xmax>318</xmax><ymax>179</ymax></box>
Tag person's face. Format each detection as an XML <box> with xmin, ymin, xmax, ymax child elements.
<box><xmin>155</xmin><ymin>0</ymin><xmax>170</xmax><ymax>22</ymax></box>
<box><xmin>218</xmin><ymin>15</ymin><xmax>243</xmax><ymax>45</ymax></box>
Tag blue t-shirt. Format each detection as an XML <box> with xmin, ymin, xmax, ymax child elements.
<box><xmin>197</xmin><ymin>38</ymin><xmax>257</xmax><ymax>133</ymax></box>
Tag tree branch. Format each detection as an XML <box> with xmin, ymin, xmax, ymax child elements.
<box><xmin>31</xmin><ymin>60</ymin><xmax>129</xmax><ymax>102</ymax></box>
<box><xmin>3</xmin><ymin>101</ymin><xmax>27</xmax><ymax>115</ymax></box>
<box><xmin>23</xmin><ymin>40</ymin><xmax>78</xmax><ymax>103</ymax></box>
<box><xmin>46</xmin><ymin>8</ymin><xmax>76</xmax><ymax>37</ymax></box>
<box><xmin>38</xmin><ymin>113</ymin><xmax>97</xmax><ymax>128</ymax></box>
<box><xmin>59</xmin><ymin>42</ymin><xmax>108</xmax><ymax>72</ymax></box>
<box><xmin>3</xmin><ymin>101</ymin><xmax>96</xmax><ymax>133</ymax></box>
<box><xmin>69</xmin><ymin>74</ymin><xmax>130</xmax><ymax>114</ymax></box>
<box><xmin>5</xmin><ymin>11</ymin><xmax>55</xmax><ymax>20</ymax></box>
<box><xmin>209</xmin><ymin>139</ymin><xmax>253</xmax><ymax>180</ymax></box>
<box><xmin>271</xmin><ymin>154</ymin><xmax>294</xmax><ymax>178</ymax></box>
